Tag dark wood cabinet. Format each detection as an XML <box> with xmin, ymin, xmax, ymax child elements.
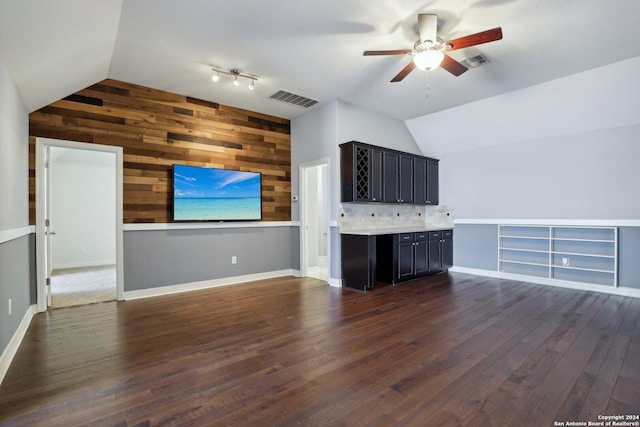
<box><xmin>340</xmin><ymin>141</ymin><xmax>438</xmax><ymax>205</ymax></box>
<box><xmin>414</xmin><ymin>232</ymin><xmax>429</xmax><ymax>275</ymax></box>
<box><xmin>426</xmin><ymin>159</ymin><xmax>439</xmax><ymax>205</ymax></box>
<box><xmin>375</xmin><ymin>231</ymin><xmax>432</xmax><ymax>285</ymax></box>
<box><xmin>429</xmin><ymin>230</ymin><xmax>453</xmax><ymax>273</ymax></box>
<box><xmin>341</xmin><ymin>234</ymin><xmax>377</xmax><ymax>291</ymax></box>
<box><xmin>382</xmin><ymin>151</ymin><xmax>399</xmax><ymax>203</ymax></box>
<box><xmin>399</xmin><ymin>155</ymin><xmax>413</xmax><ymax>204</ymax></box>
<box><xmin>414</xmin><ymin>157</ymin><xmax>427</xmax><ymax>204</ymax></box>
<box><xmin>383</xmin><ymin>152</ymin><xmax>414</xmax><ymax>204</ymax></box>
<box><xmin>397</xmin><ymin>233</ymin><xmax>416</xmax><ymax>280</ymax></box>
<box><xmin>370</xmin><ymin>148</ymin><xmax>383</xmax><ymax>202</ymax></box>
<box><xmin>340</xmin><ymin>142</ymin><xmax>383</xmax><ymax>203</ymax></box>
<box><xmin>414</xmin><ymin>157</ymin><xmax>439</xmax><ymax>205</ymax></box>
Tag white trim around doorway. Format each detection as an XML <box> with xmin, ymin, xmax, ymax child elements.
<box><xmin>299</xmin><ymin>158</ymin><xmax>331</xmax><ymax>283</ymax></box>
<box><xmin>35</xmin><ymin>138</ymin><xmax>124</xmax><ymax>312</ymax></box>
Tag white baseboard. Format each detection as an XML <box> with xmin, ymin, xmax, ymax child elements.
<box><xmin>450</xmin><ymin>266</ymin><xmax>640</xmax><ymax>298</ymax></box>
<box><xmin>124</xmin><ymin>269</ymin><xmax>301</xmax><ymax>300</ymax></box>
<box><xmin>328</xmin><ymin>278</ymin><xmax>342</xmax><ymax>288</ymax></box>
<box><xmin>0</xmin><ymin>304</ymin><xmax>37</xmax><ymax>386</ymax></box>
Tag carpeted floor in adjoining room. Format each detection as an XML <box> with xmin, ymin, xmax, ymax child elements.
<box><xmin>51</xmin><ymin>265</ymin><xmax>116</xmax><ymax>308</ymax></box>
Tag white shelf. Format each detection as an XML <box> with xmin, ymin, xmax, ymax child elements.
<box><xmin>550</xmin><ymin>251</ymin><xmax>615</xmax><ymax>259</ymax></box>
<box><xmin>551</xmin><ymin>265</ymin><xmax>615</xmax><ymax>274</ymax></box>
<box><xmin>498</xmin><ymin>225</ymin><xmax>618</xmax><ymax>288</ymax></box>
<box><xmin>501</xmin><ymin>260</ymin><xmax>549</xmax><ymax>268</ymax></box>
<box><xmin>501</xmin><ymin>249</ymin><xmax>549</xmax><ymax>254</ymax></box>
<box><xmin>500</xmin><ymin>235</ymin><xmax>550</xmax><ymax>240</ymax></box>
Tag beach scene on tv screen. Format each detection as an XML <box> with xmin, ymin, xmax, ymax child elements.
<box><xmin>173</xmin><ymin>165</ymin><xmax>261</xmax><ymax>221</ymax></box>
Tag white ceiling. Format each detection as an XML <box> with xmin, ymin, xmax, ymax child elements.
<box><xmin>2</xmin><ymin>0</ymin><xmax>640</xmax><ymax>121</ymax></box>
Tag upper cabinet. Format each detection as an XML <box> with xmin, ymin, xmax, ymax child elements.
<box><xmin>340</xmin><ymin>142</ymin><xmax>383</xmax><ymax>202</ymax></box>
<box><xmin>340</xmin><ymin>141</ymin><xmax>438</xmax><ymax>205</ymax></box>
<box><xmin>382</xmin><ymin>151</ymin><xmax>414</xmax><ymax>203</ymax></box>
<box><xmin>414</xmin><ymin>157</ymin><xmax>439</xmax><ymax>205</ymax></box>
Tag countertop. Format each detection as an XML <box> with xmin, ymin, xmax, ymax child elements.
<box><xmin>340</xmin><ymin>226</ymin><xmax>453</xmax><ymax>236</ymax></box>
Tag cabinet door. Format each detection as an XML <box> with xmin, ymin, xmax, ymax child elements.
<box><xmin>429</xmin><ymin>239</ymin><xmax>442</xmax><ymax>272</ymax></box>
<box><xmin>426</xmin><ymin>159</ymin><xmax>439</xmax><ymax>205</ymax></box>
<box><xmin>340</xmin><ymin>143</ymin><xmax>354</xmax><ymax>202</ymax></box>
<box><xmin>341</xmin><ymin>234</ymin><xmax>376</xmax><ymax>291</ymax></box>
<box><xmin>414</xmin><ymin>157</ymin><xmax>427</xmax><ymax>204</ymax></box>
<box><xmin>354</xmin><ymin>145</ymin><xmax>372</xmax><ymax>202</ymax></box>
<box><xmin>399</xmin><ymin>155</ymin><xmax>413</xmax><ymax>203</ymax></box>
<box><xmin>383</xmin><ymin>151</ymin><xmax>399</xmax><ymax>203</ymax></box>
<box><xmin>441</xmin><ymin>238</ymin><xmax>453</xmax><ymax>269</ymax></box>
<box><xmin>414</xmin><ymin>240</ymin><xmax>429</xmax><ymax>275</ymax></box>
<box><xmin>397</xmin><ymin>241</ymin><xmax>415</xmax><ymax>280</ymax></box>
<box><xmin>370</xmin><ymin>149</ymin><xmax>383</xmax><ymax>202</ymax></box>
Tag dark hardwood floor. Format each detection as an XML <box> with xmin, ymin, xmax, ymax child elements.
<box><xmin>1</xmin><ymin>273</ymin><xmax>638</xmax><ymax>426</ymax></box>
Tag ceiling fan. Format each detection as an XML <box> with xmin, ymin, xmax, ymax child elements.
<box><xmin>364</xmin><ymin>14</ymin><xmax>503</xmax><ymax>81</ymax></box>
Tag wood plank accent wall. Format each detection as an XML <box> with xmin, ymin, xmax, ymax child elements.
<box><xmin>28</xmin><ymin>79</ymin><xmax>291</xmax><ymax>223</ymax></box>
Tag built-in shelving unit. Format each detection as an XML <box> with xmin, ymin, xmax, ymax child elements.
<box><xmin>498</xmin><ymin>225</ymin><xmax>617</xmax><ymax>287</ymax></box>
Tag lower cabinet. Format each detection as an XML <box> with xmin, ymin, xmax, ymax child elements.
<box><xmin>393</xmin><ymin>232</ymin><xmax>429</xmax><ymax>282</ymax></box>
<box><xmin>429</xmin><ymin>230</ymin><xmax>453</xmax><ymax>273</ymax></box>
<box><xmin>340</xmin><ymin>234</ymin><xmax>377</xmax><ymax>291</ymax></box>
<box><xmin>372</xmin><ymin>229</ymin><xmax>452</xmax><ymax>287</ymax></box>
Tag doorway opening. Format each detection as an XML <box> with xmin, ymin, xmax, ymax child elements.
<box><xmin>36</xmin><ymin>138</ymin><xmax>124</xmax><ymax>312</ymax></box>
<box><xmin>300</xmin><ymin>159</ymin><xmax>330</xmax><ymax>282</ymax></box>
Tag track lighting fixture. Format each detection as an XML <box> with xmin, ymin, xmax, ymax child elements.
<box><xmin>210</xmin><ymin>66</ymin><xmax>258</xmax><ymax>91</ymax></box>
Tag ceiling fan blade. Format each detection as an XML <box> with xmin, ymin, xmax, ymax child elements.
<box><xmin>391</xmin><ymin>61</ymin><xmax>416</xmax><ymax>82</ymax></box>
<box><xmin>446</xmin><ymin>27</ymin><xmax>503</xmax><ymax>51</ymax></box>
<box><xmin>418</xmin><ymin>14</ymin><xmax>438</xmax><ymax>44</ymax></box>
<box><xmin>363</xmin><ymin>50</ymin><xmax>411</xmax><ymax>56</ymax></box>
<box><xmin>440</xmin><ymin>54</ymin><xmax>468</xmax><ymax>76</ymax></box>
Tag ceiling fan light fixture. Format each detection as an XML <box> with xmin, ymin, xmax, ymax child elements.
<box><xmin>413</xmin><ymin>50</ymin><xmax>445</xmax><ymax>71</ymax></box>
<box><xmin>248</xmin><ymin>79</ymin><xmax>255</xmax><ymax>90</ymax></box>
<box><xmin>211</xmin><ymin>71</ymin><xmax>220</xmax><ymax>82</ymax></box>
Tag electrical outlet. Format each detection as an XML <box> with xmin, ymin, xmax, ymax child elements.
<box><xmin>8</xmin><ymin>299</ymin><xmax>12</xmax><ymax>316</ymax></box>
<box><xmin>231</xmin><ymin>256</ymin><xmax>237</xmax><ymax>265</ymax></box>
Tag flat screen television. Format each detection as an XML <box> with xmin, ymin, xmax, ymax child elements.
<box><xmin>173</xmin><ymin>164</ymin><xmax>262</xmax><ymax>221</ymax></box>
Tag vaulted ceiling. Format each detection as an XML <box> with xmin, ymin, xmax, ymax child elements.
<box><xmin>2</xmin><ymin>0</ymin><xmax>640</xmax><ymax>121</ymax></box>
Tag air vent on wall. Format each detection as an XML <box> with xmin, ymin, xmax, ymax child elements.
<box><xmin>269</xmin><ymin>90</ymin><xmax>318</xmax><ymax>108</ymax></box>
<box><xmin>460</xmin><ymin>54</ymin><xmax>489</xmax><ymax>69</ymax></box>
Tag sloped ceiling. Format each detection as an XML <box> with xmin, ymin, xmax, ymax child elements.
<box><xmin>1</xmin><ymin>0</ymin><xmax>640</xmax><ymax>122</ymax></box>
<box><xmin>0</xmin><ymin>0</ymin><xmax>123</xmax><ymax>112</ymax></box>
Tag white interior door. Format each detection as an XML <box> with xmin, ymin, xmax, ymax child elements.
<box><xmin>300</xmin><ymin>159</ymin><xmax>330</xmax><ymax>282</ymax></box>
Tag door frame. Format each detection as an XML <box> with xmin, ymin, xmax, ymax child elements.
<box><xmin>299</xmin><ymin>158</ymin><xmax>330</xmax><ymax>281</ymax></box>
<box><xmin>35</xmin><ymin>137</ymin><xmax>124</xmax><ymax>312</ymax></box>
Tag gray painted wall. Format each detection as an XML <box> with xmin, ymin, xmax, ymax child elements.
<box><xmin>0</xmin><ymin>236</ymin><xmax>33</xmax><ymax>355</ymax></box>
<box><xmin>453</xmin><ymin>224</ymin><xmax>498</xmax><ymax>271</ymax></box>
<box><xmin>123</xmin><ymin>227</ymin><xmax>297</xmax><ymax>291</ymax></box>
<box><xmin>440</xmin><ymin>128</ymin><xmax>640</xmax><ymax>220</ymax></box>
<box><xmin>619</xmin><ymin>227</ymin><xmax>640</xmax><ymax>289</ymax></box>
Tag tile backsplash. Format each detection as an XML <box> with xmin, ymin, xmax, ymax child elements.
<box><xmin>339</xmin><ymin>203</ymin><xmax>454</xmax><ymax>232</ymax></box>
